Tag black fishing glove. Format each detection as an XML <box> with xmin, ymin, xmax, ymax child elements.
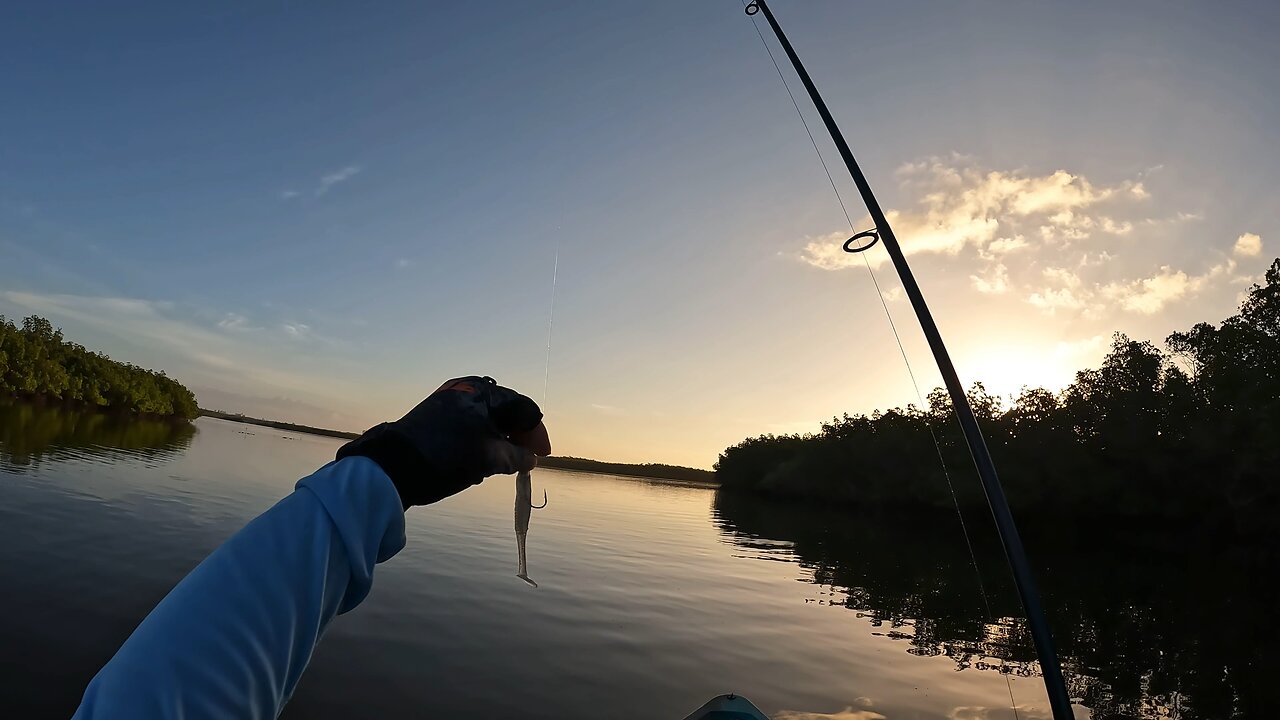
<box><xmin>337</xmin><ymin>376</ymin><xmax>552</xmax><ymax>509</ymax></box>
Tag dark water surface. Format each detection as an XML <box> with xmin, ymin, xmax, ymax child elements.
<box><xmin>0</xmin><ymin>403</ymin><xmax>1268</xmax><ymax>719</ymax></box>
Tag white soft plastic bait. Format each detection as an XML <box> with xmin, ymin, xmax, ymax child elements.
<box><xmin>514</xmin><ymin>470</ymin><xmax>546</xmax><ymax>587</ymax></box>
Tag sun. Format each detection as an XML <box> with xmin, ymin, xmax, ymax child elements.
<box><xmin>958</xmin><ymin>343</ymin><xmax>1082</xmax><ymax>401</ymax></box>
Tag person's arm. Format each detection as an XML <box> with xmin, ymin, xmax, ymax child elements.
<box><xmin>73</xmin><ymin>456</ymin><xmax>405</xmax><ymax>720</ymax></box>
<box><xmin>73</xmin><ymin>376</ymin><xmax>550</xmax><ymax>720</ymax></box>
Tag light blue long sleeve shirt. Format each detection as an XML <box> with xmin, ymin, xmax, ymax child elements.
<box><xmin>73</xmin><ymin>456</ymin><xmax>406</xmax><ymax>719</ymax></box>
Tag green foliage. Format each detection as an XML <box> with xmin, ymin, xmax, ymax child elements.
<box><xmin>716</xmin><ymin>258</ymin><xmax>1280</xmax><ymax>531</ymax></box>
<box><xmin>0</xmin><ymin>315</ymin><xmax>198</xmax><ymax>419</ymax></box>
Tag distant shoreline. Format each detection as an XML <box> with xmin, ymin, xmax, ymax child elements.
<box><xmin>197</xmin><ymin>409</ymin><xmax>716</xmax><ymax>484</ymax></box>
<box><xmin>198</xmin><ymin>409</ymin><xmax>359</xmax><ymax>440</ymax></box>
<box><xmin>536</xmin><ymin>456</ymin><xmax>715</xmax><ymax>484</ymax></box>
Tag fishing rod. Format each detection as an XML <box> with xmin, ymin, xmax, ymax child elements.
<box><xmin>742</xmin><ymin>1</ymin><xmax>1073</xmax><ymax>717</ymax></box>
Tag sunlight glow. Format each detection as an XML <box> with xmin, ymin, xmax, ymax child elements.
<box><xmin>959</xmin><ymin>340</ymin><xmax>1100</xmax><ymax>401</ymax></box>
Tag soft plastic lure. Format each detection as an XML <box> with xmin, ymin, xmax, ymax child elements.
<box><xmin>514</xmin><ymin>470</ymin><xmax>546</xmax><ymax>587</ymax></box>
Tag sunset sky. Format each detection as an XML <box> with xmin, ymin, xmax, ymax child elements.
<box><xmin>2</xmin><ymin>1</ymin><xmax>1276</xmax><ymax>467</ymax></box>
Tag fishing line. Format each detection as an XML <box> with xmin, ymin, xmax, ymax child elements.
<box><xmin>742</xmin><ymin>5</ymin><xmax>1022</xmax><ymax>716</ymax></box>
<box><xmin>529</xmin><ymin>240</ymin><xmax>559</xmax><ymax>509</ymax></box>
<box><xmin>513</xmin><ymin>241</ymin><xmax>559</xmax><ymax>587</ymax></box>
<box><xmin>543</xmin><ymin>241</ymin><xmax>559</xmax><ymax>405</ymax></box>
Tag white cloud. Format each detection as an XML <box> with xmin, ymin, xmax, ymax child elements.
<box><xmin>793</xmin><ymin>156</ymin><xmax>1255</xmax><ymax>324</ymax></box>
<box><xmin>282</xmin><ymin>322</ymin><xmax>312</xmax><ymax>339</ymax></box>
<box><xmin>1077</xmin><ymin>250</ymin><xmax>1115</xmax><ymax>267</ymax></box>
<box><xmin>1005</xmin><ymin>169</ymin><xmax>1124</xmax><ymax>215</ymax></box>
<box><xmin>1038</xmin><ymin>213</ymin><xmax>1130</xmax><ymax>243</ymax></box>
<box><xmin>1102</xmin><ymin>267</ymin><xmax>1196</xmax><ymax>314</ymax></box>
<box><xmin>278</xmin><ymin>165</ymin><xmax>362</xmax><ymax>200</ymax></box>
<box><xmin>971</xmin><ymin>263</ymin><xmax>1010</xmax><ymax>294</ymax></box>
<box><xmin>216</xmin><ymin>313</ymin><xmax>257</xmax><ymax>331</ymax></box>
<box><xmin>799</xmin><ymin>159</ymin><xmax>1149</xmax><ymax>270</ymax></box>
<box><xmin>1069</xmin><ymin>260</ymin><xmax>1236</xmax><ymax>315</ymax></box>
<box><xmin>1100</xmin><ymin>263</ymin><xmax>1239</xmax><ymax>315</ymax></box>
<box><xmin>881</xmin><ymin>286</ymin><xmax>904</xmax><ymax>303</ymax></box>
<box><xmin>1027</xmin><ymin>266</ymin><xmax>1087</xmax><ymax>313</ymax></box>
<box><xmin>985</xmin><ymin>235</ymin><xmax>1029</xmax><ymax>255</ymax></box>
<box><xmin>1025</xmin><ymin>258</ymin><xmax>1244</xmax><ymax>317</ymax></box>
<box><xmin>316</xmin><ymin>165</ymin><xmax>361</xmax><ymax>196</ymax></box>
<box><xmin>1041</xmin><ymin>266</ymin><xmax>1082</xmax><ymax>288</ymax></box>
<box><xmin>395</xmin><ymin>258</ymin><xmax>413</xmax><ymax>269</ymax></box>
<box><xmin>0</xmin><ymin>291</ymin><xmax>356</xmax><ymax>412</ymax></box>
<box><xmin>799</xmin><ymin>231</ymin><xmax>868</xmax><ymax>271</ymax></box>
<box><xmin>1027</xmin><ymin>287</ymin><xmax>1085</xmax><ymax>313</ymax></box>
<box><xmin>1100</xmin><ymin>217</ymin><xmax>1134</xmax><ymax>235</ymax></box>
<box><xmin>1234</xmin><ymin>232</ymin><xmax>1262</xmax><ymax>257</ymax></box>
<box><xmin>1142</xmin><ymin>211</ymin><xmax>1204</xmax><ymax>226</ymax></box>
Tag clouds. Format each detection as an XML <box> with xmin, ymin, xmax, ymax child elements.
<box><xmin>800</xmin><ymin>231</ymin><xmax>872</xmax><ymax>271</ymax></box>
<box><xmin>1103</xmin><ymin>267</ymin><xmax>1200</xmax><ymax>314</ymax></box>
<box><xmin>984</xmin><ymin>235</ymin><xmax>1029</xmax><ymax>256</ymax></box>
<box><xmin>1027</xmin><ymin>286</ymin><xmax>1085</xmax><ymax>313</ymax></box>
<box><xmin>280</xmin><ymin>165</ymin><xmax>363</xmax><ymax>200</ymax></box>
<box><xmin>1234</xmin><ymin>232</ymin><xmax>1263</xmax><ymax>257</ymax></box>
<box><xmin>218</xmin><ymin>312</ymin><xmax>323</xmax><ymax>342</ymax></box>
<box><xmin>795</xmin><ymin>156</ymin><xmax>1265</xmax><ymax>321</ymax></box>
<box><xmin>4</xmin><ymin>291</ymin><xmax>228</xmax><ymax>362</ymax></box>
<box><xmin>316</xmin><ymin>165</ymin><xmax>361</xmax><ymax>196</ymax></box>
<box><xmin>1025</xmin><ymin>260</ymin><xmax>1244</xmax><ymax>316</ymax></box>
<box><xmin>971</xmin><ymin>263</ymin><xmax>1010</xmax><ymax>294</ymax></box>
<box><xmin>0</xmin><ymin>291</ymin><xmax>360</xmax><ymax>423</ymax></box>
<box><xmin>800</xmin><ymin>158</ymin><xmax>1148</xmax><ymax>271</ymax></box>
<box><xmin>216</xmin><ymin>313</ymin><xmax>256</xmax><ymax>331</ymax></box>
<box><xmin>589</xmin><ymin>403</ymin><xmax>625</xmax><ymax>416</ymax></box>
<box><xmin>1100</xmin><ymin>262</ymin><xmax>1238</xmax><ymax>315</ymax></box>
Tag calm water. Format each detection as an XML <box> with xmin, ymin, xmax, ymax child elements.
<box><xmin>0</xmin><ymin>403</ymin><xmax>1268</xmax><ymax>719</ymax></box>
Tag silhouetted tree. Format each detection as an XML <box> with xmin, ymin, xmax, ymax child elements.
<box><xmin>715</xmin><ymin>258</ymin><xmax>1280</xmax><ymax>533</ymax></box>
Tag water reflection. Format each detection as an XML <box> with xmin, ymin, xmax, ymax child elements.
<box><xmin>1</xmin><ymin>401</ymin><xmax>1269</xmax><ymax>720</ymax></box>
<box><xmin>773</xmin><ymin>701</ymin><xmax>888</xmax><ymax>720</ymax></box>
<box><xmin>772</xmin><ymin>700</ymin><xmax>1050</xmax><ymax>720</ymax></box>
<box><xmin>0</xmin><ymin>400</ymin><xmax>195</xmax><ymax>469</ymax></box>
<box><xmin>713</xmin><ymin>489</ymin><xmax>1272</xmax><ymax>720</ymax></box>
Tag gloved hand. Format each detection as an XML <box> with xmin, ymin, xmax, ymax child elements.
<box><xmin>337</xmin><ymin>376</ymin><xmax>552</xmax><ymax>508</ymax></box>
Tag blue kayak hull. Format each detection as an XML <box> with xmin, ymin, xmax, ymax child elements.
<box><xmin>681</xmin><ymin>694</ymin><xmax>769</xmax><ymax>720</ymax></box>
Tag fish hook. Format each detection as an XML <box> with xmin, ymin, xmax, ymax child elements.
<box><xmin>530</xmin><ymin>488</ymin><xmax>548</xmax><ymax>509</ymax></box>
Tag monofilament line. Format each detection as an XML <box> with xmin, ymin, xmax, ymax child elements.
<box><xmin>543</xmin><ymin>242</ymin><xmax>559</xmax><ymax>405</ymax></box>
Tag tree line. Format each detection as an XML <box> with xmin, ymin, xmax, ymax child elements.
<box><xmin>716</xmin><ymin>258</ymin><xmax>1280</xmax><ymax>534</ymax></box>
<box><xmin>538</xmin><ymin>455</ymin><xmax>716</xmax><ymax>483</ymax></box>
<box><xmin>0</xmin><ymin>315</ymin><xmax>198</xmax><ymax>419</ymax></box>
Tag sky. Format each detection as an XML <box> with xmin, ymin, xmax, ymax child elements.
<box><xmin>2</xmin><ymin>1</ymin><xmax>1277</xmax><ymax>468</ymax></box>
